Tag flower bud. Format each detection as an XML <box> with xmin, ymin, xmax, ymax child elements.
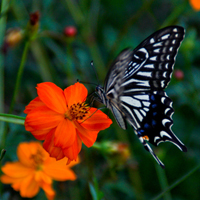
<box><xmin>29</xmin><ymin>11</ymin><xmax>40</xmax><ymax>27</ymax></box>
<box><xmin>2</xmin><ymin>28</ymin><xmax>23</xmax><ymax>53</ymax></box>
<box><xmin>25</xmin><ymin>11</ymin><xmax>40</xmax><ymax>40</ymax></box>
<box><xmin>5</xmin><ymin>28</ymin><xmax>23</xmax><ymax>47</ymax></box>
<box><xmin>174</xmin><ymin>69</ymin><xmax>184</xmax><ymax>80</ymax></box>
<box><xmin>64</xmin><ymin>26</ymin><xmax>77</xmax><ymax>37</ymax></box>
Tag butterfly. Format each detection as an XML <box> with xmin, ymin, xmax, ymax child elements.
<box><xmin>95</xmin><ymin>26</ymin><xmax>187</xmax><ymax>168</ymax></box>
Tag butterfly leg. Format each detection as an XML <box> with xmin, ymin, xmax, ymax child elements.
<box><xmin>137</xmin><ymin>133</ymin><xmax>165</xmax><ymax>169</ymax></box>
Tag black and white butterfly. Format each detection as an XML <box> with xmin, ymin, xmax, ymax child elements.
<box><xmin>95</xmin><ymin>26</ymin><xmax>187</xmax><ymax>168</ymax></box>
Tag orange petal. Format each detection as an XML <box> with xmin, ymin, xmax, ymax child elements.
<box><xmin>81</xmin><ymin>108</ymin><xmax>112</xmax><ymax>131</ymax></box>
<box><xmin>25</xmin><ymin>105</ymin><xmax>63</xmax><ymax>130</ymax></box>
<box><xmin>43</xmin><ymin>130</ymin><xmax>65</xmax><ymax>160</ymax></box>
<box><xmin>54</xmin><ymin>119</ymin><xmax>76</xmax><ymax>148</ymax></box>
<box><xmin>12</xmin><ymin>178</ymin><xmax>24</xmax><ymax>191</ymax></box>
<box><xmin>1</xmin><ymin>162</ymin><xmax>34</xmax><ymax>178</ymax></box>
<box><xmin>20</xmin><ymin>174</ymin><xmax>40</xmax><ymax>198</ymax></box>
<box><xmin>43</xmin><ymin>158</ymin><xmax>79</xmax><ymax>181</ymax></box>
<box><xmin>27</xmin><ymin>128</ymin><xmax>50</xmax><ymax>140</ymax></box>
<box><xmin>37</xmin><ymin>82</ymin><xmax>67</xmax><ymax>114</ymax></box>
<box><xmin>64</xmin><ymin>82</ymin><xmax>88</xmax><ymax>107</ymax></box>
<box><xmin>24</xmin><ymin>123</ymin><xmax>50</xmax><ymax>140</ymax></box>
<box><xmin>45</xmin><ymin>156</ymin><xmax>80</xmax><ymax>169</ymax></box>
<box><xmin>24</xmin><ymin>97</ymin><xmax>44</xmax><ymax>114</ymax></box>
<box><xmin>41</xmin><ymin>182</ymin><xmax>55</xmax><ymax>200</ymax></box>
<box><xmin>63</xmin><ymin>134</ymin><xmax>82</xmax><ymax>161</ymax></box>
<box><xmin>190</xmin><ymin>0</ymin><xmax>200</xmax><ymax>11</ymax></box>
<box><xmin>1</xmin><ymin>175</ymin><xmax>23</xmax><ymax>185</ymax></box>
<box><xmin>74</xmin><ymin>121</ymin><xmax>98</xmax><ymax>147</ymax></box>
<box><xmin>35</xmin><ymin>171</ymin><xmax>52</xmax><ymax>184</ymax></box>
<box><xmin>17</xmin><ymin>142</ymin><xmax>48</xmax><ymax>168</ymax></box>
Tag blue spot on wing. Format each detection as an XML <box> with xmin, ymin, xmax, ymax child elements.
<box><xmin>144</xmin><ymin>123</ymin><xmax>150</xmax><ymax>129</ymax></box>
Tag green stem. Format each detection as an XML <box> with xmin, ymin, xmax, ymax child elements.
<box><xmin>0</xmin><ymin>0</ymin><xmax>10</xmax><ymax>142</ymax></box>
<box><xmin>108</xmin><ymin>0</ymin><xmax>155</xmax><ymax>60</ymax></box>
<box><xmin>0</xmin><ymin>113</ymin><xmax>25</xmax><ymax>125</ymax></box>
<box><xmin>31</xmin><ymin>40</ymin><xmax>54</xmax><ymax>82</ymax></box>
<box><xmin>152</xmin><ymin>163</ymin><xmax>200</xmax><ymax>200</ymax></box>
<box><xmin>0</xmin><ymin>0</ymin><xmax>10</xmax><ymax>196</ymax></box>
<box><xmin>66</xmin><ymin>42</ymin><xmax>73</xmax><ymax>77</ymax></box>
<box><xmin>9</xmin><ymin>40</ymin><xmax>31</xmax><ymax>113</ymax></box>
<box><xmin>160</xmin><ymin>1</ymin><xmax>188</xmax><ymax>28</ymax></box>
<box><xmin>64</xmin><ymin>0</ymin><xmax>105</xmax><ymax>80</ymax></box>
<box><xmin>0</xmin><ymin>149</ymin><xmax>6</xmax><ymax>162</ymax></box>
<box><xmin>155</xmin><ymin>164</ymin><xmax>171</xmax><ymax>200</ymax></box>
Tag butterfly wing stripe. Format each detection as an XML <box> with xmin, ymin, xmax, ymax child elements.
<box><xmin>137</xmin><ymin>133</ymin><xmax>165</xmax><ymax>168</ymax></box>
<box><xmin>123</xmin><ymin>26</ymin><xmax>185</xmax><ymax>90</ymax></box>
<box><xmin>121</xmin><ymin>96</ymin><xmax>142</xmax><ymax>107</ymax></box>
<box><xmin>110</xmin><ymin>103</ymin><xmax>127</xmax><ymax>130</ymax></box>
<box><xmin>95</xmin><ymin>26</ymin><xmax>187</xmax><ymax>168</ymax></box>
<box><xmin>121</xmin><ymin>103</ymin><xmax>140</xmax><ymax>129</ymax></box>
<box><xmin>104</xmin><ymin>49</ymin><xmax>133</xmax><ymax>93</ymax></box>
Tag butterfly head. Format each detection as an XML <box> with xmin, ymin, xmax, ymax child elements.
<box><xmin>95</xmin><ymin>85</ymin><xmax>109</xmax><ymax>106</ymax></box>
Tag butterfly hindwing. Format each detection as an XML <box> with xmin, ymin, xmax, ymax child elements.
<box><xmin>120</xmin><ymin>90</ymin><xmax>187</xmax><ymax>152</ymax></box>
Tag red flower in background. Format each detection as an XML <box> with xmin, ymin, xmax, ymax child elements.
<box><xmin>24</xmin><ymin>82</ymin><xmax>112</xmax><ymax>163</ymax></box>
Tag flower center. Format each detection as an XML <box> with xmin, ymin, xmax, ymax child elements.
<box><xmin>30</xmin><ymin>150</ymin><xmax>45</xmax><ymax>170</ymax></box>
<box><xmin>65</xmin><ymin>102</ymin><xmax>90</xmax><ymax>121</ymax></box>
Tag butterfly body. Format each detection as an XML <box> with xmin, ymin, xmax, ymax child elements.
<box><xmin>95</xmin><ymin>26</ymin><xmax>187</xmax><ymax>168</ymax></box>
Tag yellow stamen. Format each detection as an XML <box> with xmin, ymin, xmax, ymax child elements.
<box><xmin>65</xmin><ymin>102</ymin><xmax>90</xmax><ymax>121</ymax></box>
<box><xmin>30</xmin><ymin>150</ymin><xmax>45</xmax><ymax>170</ymax></box>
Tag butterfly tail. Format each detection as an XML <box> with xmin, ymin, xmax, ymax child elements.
<box><xmin>137</xmin><ymin>132</ymin><xmax>165</xmax><ymax>169</ymax></box>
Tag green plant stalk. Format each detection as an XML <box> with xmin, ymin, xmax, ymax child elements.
<box><xmin>0</xmin><ymin>0</ymin><xmax>10</xmax><ymax>196</ymax></box>
<box><xmin>108</xmin><ymin>0</ymin><xmax>155</xmax><ymax>60</ymax></box>
<box><xmin>0</xmin><ymin>39</ymin><xmax>30</xmax><ymax>166</ymax></box>
<box><xmin>155</xmin><ymin>164</ymin><xmax>171</xmax><ymax>200</ymax></box>
<box><xmin>64</xmin><ymin>0</ymin><xmax>106</xmax><ymax>80</ymax></box>
<box><xmin>0</xmin><ymin>0</ymin><xmax>10</xmax><ymax>144</ymax></box>
<box><xmin>152</xmin><ymin>163</ymin><xmax>200</xmax><ymax>200</ymax></box>
<box><xmin>31</xmin><ymin>40</ymin><xmax>54</xmax><ymax>82</ymax></box>
<box><xmin>0</xmin><ymin>113</ymin><xmax>25</xmax><ymax>125</ymax></box>
<box><xmin>9</xmin><ymin>40</ymin><xmax>30</xmax><ymax>113</ymax></box>
<box><xmin>66</xmin><ymin>42</ymin><xmax>74</xmax><ymax>77</ymax></box>
<box><xmin>160</xmin><ymin>1</ymin><xmax>188</xmax><ymax>28</ymax></box>
<box><xmin>0</xmin><ymin>149</ymin><xmax>6</xmax><ymax>162</ymax></box>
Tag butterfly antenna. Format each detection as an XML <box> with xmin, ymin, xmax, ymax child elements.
<box><xmin>90</xmin><ymin>61</ymin><xmax>100</xmax><ymax>85</ymax></box>
<box><xmin>79</xmin><ymin>106</ymin><xmax>106</xmax><ymax>124</ymax></box>
<box><xmin>77</xmin><ymin>79</ymin><xmax>98</xmax><ymax>86</ymax></box>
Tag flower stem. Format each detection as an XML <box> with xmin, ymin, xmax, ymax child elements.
<box><xmin>155</xmin><ymin>164</ymin><xmax>171</xmax><ymax>200</ymax></box>
<box><xmin>152</xmin><ymin>163</ymin><xmax>200</xmax><ymax>200</ymax></box>
<box><xmin>160</xmin><ymin>1</ymin><xmax>188</xmax><ymax>28</ymax></box>
<box><xmin>0</xmin><ymin>113</ymin><xmax>25</xmax><ymax>125</ymax></box>
<box><xmin>64</xmin><ymin>0</ymin><xmax>106</xmax><ymax>80</ymax></box>
<box><xmin>0</xmin><ymin>149</ymin><xmax>6</xmax><ymax>162</ymax></box>
<box><xmin>0</xmin><ymin>0</ymin><xmax>10</xmax><ymax>148</ymax></box>
<box><xmin>0</xmin><ymin>0</ymin><xmax>10</xmax><ymax>196</ymax></box>
<box><xmin>9</xmin><ymin>40</ymin><xmax>30</xmax><ymax>113</ymax></box>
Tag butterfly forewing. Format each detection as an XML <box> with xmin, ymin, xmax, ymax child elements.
<box><xmin>95</xmin><ymin>26</ymin><xmax>187</xmax><ymax>168</ymax></box>
<box><xmin>123</xmin><ymin>26</ymin><xmax>185</xmax><ymax>91</ymax></box>
<box><xmin>104</xmin><ymin>49</ymin><xmax>133</xmax><ymax>102</ymax></box>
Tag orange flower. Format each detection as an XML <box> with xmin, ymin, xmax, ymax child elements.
<box><xmin>0</xmin><ymin>141</ymin><xmax>80</xmax><ymax>199</ymax></box>
<box><xmin>24</xmin><ymin>82</ymin><xmax>112</xmax><ymax>163</ymax></box>
<box><xmin>190</xmin><ymin>0</ymin><xmax>200</xmax><ymax>11</ymax></box>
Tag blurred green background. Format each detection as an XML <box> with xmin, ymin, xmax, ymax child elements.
<box><xmin>1</xmin><ymin>0</ymin><xmax>200</xmax><ymax>199</ymax></box>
